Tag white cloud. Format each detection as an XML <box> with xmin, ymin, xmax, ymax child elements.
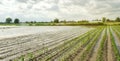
<box><xmin>0</xmin><ymin>0</ymin><xmax>120</xmax><ymax>22</ymax></box>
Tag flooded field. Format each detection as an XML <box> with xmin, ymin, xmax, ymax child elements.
<box><xmin>0</xmin><ymin>26</ymin><xmax>120</xmax><ymax>61</ymax></box>
<box><xmin>0</xmin><ymin>26</ymin><xmax>92</xmax><ymax>61</ymax></box>
<box><xmin>0</xmin><ymin>26</ymin><xmax>90</xmax><ymax>38</ymax></box>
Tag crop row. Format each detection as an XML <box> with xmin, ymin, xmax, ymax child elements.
<box><xmin>8</xmin><ymin>27</ymin><xmax>92</xmax><ymax>61</ymax></box>
<box><xmin>17</xmin><ymin>27</ymin><xmax>103</xmax><ymax>61</ymax></box>
<box><xmin>110</xmin><ymin>26</ymin><xmax>120</xmax><ymax>61</ymax></box>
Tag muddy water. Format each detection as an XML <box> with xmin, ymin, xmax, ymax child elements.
<box><xmin>0</xmin><ymin>26</ymin><xmax>93</xmax><ymax>61</ymax></box>
<box><xmin>0</xmin><ymin>26</ymin><xmax>92</xmax><ymax>39</ymax></box>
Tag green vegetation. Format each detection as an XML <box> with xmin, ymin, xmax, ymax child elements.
<box><xmin>1</xmin><ymin>26</ymin><xmax>120</xmax><ymax>61</ymax></box>
<box><xmin>110</xmin><ymin>26</ymin><xmax>120</xmax><ymax>61</ymax></box>
<box><xmin>6</xmin><ymin>17</ymin><xmax>12</xmax><ymax>23</ymax></box>
<box><xmin>53</xmin><ymin>18</ymin><xmax>59</xmax><ymax>23</ymax></box>
<box><xmin>11</xmin><ymin>26</ymin><xmax>120</xmax><ymax>61</ymax></box>
<box><xmin>96</xmin><ymin>28</ymin><xmax>107</xmax><ymax>61</ymax></box>
<box><xmin>14</xmin><ymin>18</ymin><xmax>20</xmax><ymax>24</ymax></box>
<box><xmin>102</xmin><ymin>17</ymin><xmax>106</xmax><ymax>23</ymax></box>
<box><xmin>115</xmin><ymin>17</ymin><xmax>120</xmax><ymax>22</ymax></box>
<box><xmin>0</xmin><ymin>17</ymin><xmax>120</xmax><ymax>26</ymax></box>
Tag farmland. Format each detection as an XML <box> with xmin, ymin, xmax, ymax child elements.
<box><xmin>0</xmin><ymin>26</ymin><xmax>120</xmax><ymax>61</ymax></box>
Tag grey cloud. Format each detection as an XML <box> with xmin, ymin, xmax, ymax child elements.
<box><xmin>27</xmin><ymin>5</ymin><xmax>33</xmax><ymax>9</ymax></box>
<box><xmin>107</xmin><ymin>2</ymin><xmax>120</xmax><ymax>8</ymax></box>
<box><xmin>34</xmin><ymin>8</ymin><xmax>42</xmax><ymax>11</ymax></box>
<box><xmin>46</xmin><ymin>5</ymin><xmax>59</xmax><ymax>11</ymax></box>
<box><xmin>71</xmin><ymin>0</ymin><xmax>90</xmax><ymax>6</ymax></box>
<box><xmin>85</xmin><ymin>0</ymin><xmax>120</xmax><ymax>15</ymax></box>
<box><xmin>0</xmin><ymin>2</ymin><xmax>2</xmax><ymax>4</ymax></box>
<box><xmin>16</xmin><ymin>0</ymin><xmax>29</xmax><ymax>3</ymax></box>
<box><xmin>31</xmin><ymin>0</ymin><xmax>44</xmax><ymax>4</ymax></box>
<box><xmin>59</xmin><ymin>0</ymin><xmax>91</xmax><ymax>7</ymax></box>
<box><xmin>46</xmin><ymin>0</ymin><xmax>59</xmax><ymax>4</ymax></box>
<box><xmin>53</xmin><ymin>0</ymin><xmax>59</xmax><ymax>4</ymax></box>
<box><xmin>31</xmin><ymin>0</ymin><xmax>60</xmax><ymax>12</ymax></box>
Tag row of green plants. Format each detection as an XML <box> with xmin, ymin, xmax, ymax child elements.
<box><xmin>96</xmin><ymin>27</ymin><xmax>107</xmax><ymax>61</ymax></box>
<box><xmin>53</xmin><ymin>27</ymin><xmax>103</xmax><ymax>61</ymax></box>
<box><xmin>13</xmin><ymin>28</ymin><xmax>96</xmax><ymax>61</ymax></box>
<box><xmin>37</xmin><ymin>28</ymin><xmax>99</xmax><ymax>61</ymax></box>
<box><xmin>110</xmin><ymin>26</ymin><xmax>120</xmax><ymax>61</ymax></box>
<box><xmin>79</xmin><ymin>27</ymin><xmax>104</xmax><ymax>61</ymax></box>
<box><xmin>13</xmin><ymin>26</ymin><xmax>120</xmax><ymax>61</ymax></box>
<box><xmin>112</xmin><ymin>26</ymin><xmax>120</xmax><ymax>37</ymax></box>
<box><xmin>30</xmin><ymin>27</ymin><xmax>102</xmax><ymax>61</ymax></box>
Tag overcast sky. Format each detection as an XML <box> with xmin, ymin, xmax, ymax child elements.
<box><xmin>0</xmin><ymin>0</ymin><xmax>120</xmax><ymax>22</ymax></box>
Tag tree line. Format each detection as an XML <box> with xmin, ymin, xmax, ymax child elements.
<box><xmin>52</xmin><ymin>17</ymin><xmax>120</xmax><ymax>23</ymax></box>
<box><xmin>3</xmin><ymin>17</ymin><xmax>120</xmax><ymax>24</ymax></box>
<box><xmin>5</xmin><ymin>17</ymin><xmax>20</xmax><ymax>24</ymax></box>
<box><xmin>102</xmin><ymin>17</ymin><xmax>120</xmax><ymax>22</ymax></box>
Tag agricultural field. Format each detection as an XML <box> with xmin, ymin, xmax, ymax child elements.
<box><xmin>0</xmin><ymin>26</ymin><xmax>120</xmax><ymax>61</ymax></box>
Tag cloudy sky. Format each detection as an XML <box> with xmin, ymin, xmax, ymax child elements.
<box><xmin>0</xmin><ymin>0</ymin><xmax>120</xmax><ymax>22</ymax></box>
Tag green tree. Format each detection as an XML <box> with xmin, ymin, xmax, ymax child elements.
<box><xmin>106</xmin><ymin>19</ymin><xmax>110</xmax><ymax>22</ymax></box>
<box><xmin>115</xmin><ymin>17</ymin><xmax>120</xmax><ymax>22</ymax></box>
<box><xmin>30</xmin><ymin>21</ymin><xmax>34</xmax><ymax>23</ymax></box>
<box><xmin>54</xmin><ymin>18</ymin><xmax>59</xmax><ymax>23</ymax></box>
<box><xmin>6</xmin><ymin>17</ymin><xmax>12</xmax><ymax>23</ymax></box>
<box><xmin>102</xmin><ymin>17</ymin><xmax>106</xmax><ymax>23</ymax></box>
<box><xmin>14</xmin><ymin>18</ymin><xmax>20</xmax><ymax>24</ymax></box>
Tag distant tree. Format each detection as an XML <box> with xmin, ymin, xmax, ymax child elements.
<box><xmin>60</xmin><ymin>20</ymin><xmax>66</xmax><ymax>23</ymax></box>
<box><xmin>34</xmin><ymin>21</ymin><xmax>37</xmax><ymax>23</ymax></box>
<box><xmin>94</xmin><ymin>19</ymin><xmax>99</xmax><ymax>21</ymax></box>
<box><xmin>78</xmin><ymin>20</ymin><xmax>88</xmax><ymax>23</ymax></box>
<box><xmin>6</xmin><ymin>17</ymin><xmax>12</xmax><ymax>23</ymax></box>
<box><xmin>63</xmin><ymin>20</ymin><xmax>66</xmax><ymax>23</ymax></box>
<box><xmin>30</xmin><ymin>21</ymin><xmax>34</xmax><ymax>23</ymax></box>
<box><xmin>115</xmin><ymin>17</ymin><xmax>120</xmax><ymax>22</ymax></box>
<box><xmin>14</xmin><ymin>18</ymin><xmax>20</xmax><ymax>24</ymax></box>
<box><xmin>106</xmin><ymin>19</ymin><xmax>110</xmax><ymax>22</ymax></box>
<box><xmin>51</xmin><ymin>21</ymin><xmax>54</xmax><ymax>23</ymax></box>
<box><xmin>54</xmin><ymin>18</ymin><xmax>59</xmax><ymax>23</ymax></box>
<box><xmin>25</xmin><ymin>21</ymin><xmax>29</xmax><ymax>23</ymax></box>
<box><xmin>102</xmin><ymin>17</ymin><xmax>106</xmax><ymax>23</ymax></box>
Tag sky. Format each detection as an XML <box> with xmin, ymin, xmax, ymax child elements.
<box><xmin>0</xmin><ymin>0</ymin><xmax>120</xmax><ymax>22</ymax></box>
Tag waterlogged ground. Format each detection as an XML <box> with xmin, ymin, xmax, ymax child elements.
<box><xmin>0</xmin><ymin>26</ymin><xmax>120</xmax><ymax>61</ymax></box>
<box><xmin>0</xmin><ymin>26</ymin><xmax>91</xmax><ymax>39</ymax></box>
<box><xmin>0</xmin><ymin>26</ymin><xmax>93</xmax><ymax>61</ymax></box>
